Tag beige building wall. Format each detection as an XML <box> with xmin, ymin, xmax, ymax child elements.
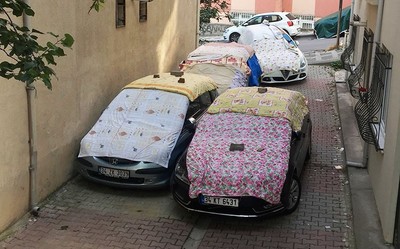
<box><xmin>353</xmin><ymin>0</ymin><xmax>400</xmax><ymax>243</ymax></box>
<box><xmin>292</xmin><ymin>0</ymin><xmax>315</xmax><ymax>15</ymax></box>
<box><xmin>231</xmin><ymin>0</ymin><xmax>256</xmax><ymax>13</ymax></box>
<box><xmin>0</xmin><ymin>0</ymin><xmax>198</xmax><ymax>233</ymax></box>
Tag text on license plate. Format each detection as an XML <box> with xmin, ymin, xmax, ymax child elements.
<box><xmin>202</xmin><ymin>196</ymin><xmax>239</xmax><ymax>207</ymax></box>
<box><xmin>98</xmin><ymin>167</ymin><xmax>129</xmax><ymax>179</ymax></box>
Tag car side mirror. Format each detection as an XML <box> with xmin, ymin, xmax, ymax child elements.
<box><xmin>185</xmin><ymin>117</ymin><xmax>196</xmax><ymax>131</ymax></box>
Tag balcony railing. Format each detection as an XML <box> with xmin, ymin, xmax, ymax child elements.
<box><xmin>346</xmin><ymin>28</ymin><xmax>374</xmax><ymax>98</ymax></box>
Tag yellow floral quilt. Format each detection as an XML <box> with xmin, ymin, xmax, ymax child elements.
<box><xmin>124</xmin><ymin>72</ymin><xmax>218</xmax><ymax>102</ymax></box>
<box><xmin>207</xmin><ymin>87</ymin><xmax>309</xmax><ymax>131</ymax></box>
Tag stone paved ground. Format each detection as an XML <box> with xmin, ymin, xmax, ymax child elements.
<box><xmin>1</xmin><ymin>66</ymin><xmax>355</xmax><ymax>249</ymax></box>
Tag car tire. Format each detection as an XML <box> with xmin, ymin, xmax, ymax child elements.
<box><xmin>284</xmin><ymin>174</ymin><xmax>301</xmax><ymax>214</ymax></box>
<box><xmin>229</xmin><ymin>32</ymin><xmax>240</xmax><ymax>42</ymax></box>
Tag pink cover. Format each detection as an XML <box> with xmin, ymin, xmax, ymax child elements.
<box><xmin>187</xmin><ymin>112</ymin><xmax>292</xmax><ymax>204</ymax></box>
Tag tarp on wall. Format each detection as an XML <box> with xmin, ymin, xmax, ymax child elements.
<box><xmin>314</xmin><ymin>6</ymin><xmax>351</xmax><ymax>39</ymax></box>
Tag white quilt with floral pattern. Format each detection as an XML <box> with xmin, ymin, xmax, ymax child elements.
<box><xmin>252</xmin><ymin>38</ymin><xmax>301</xmax><ymax>74</ymax></box>
<box><xmin>79</xmin><ymin>89</ymin><xmax>189</xmax><ymax>168</ymax></box>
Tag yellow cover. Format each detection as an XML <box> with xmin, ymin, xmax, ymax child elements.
<box><xmin>124</xmin><ymin>72</ymin><xmax>218</xmax><ymax>102</ymax></box>
<box><xmin>207</xmin><ymin>87</ymin><xmax>309</xmax><ymax>131</ymax></box>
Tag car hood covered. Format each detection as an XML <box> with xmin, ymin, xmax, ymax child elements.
<box><xmin>187</xmin><ymin>112</ymin><xmax>292</xmax><ymax>204</ymax></box>
<box><xmin>78</xmin><ymin>89</ymin><xmax>189</xmax><ymax>168</ymax></box>
<box><xmin>238</xmin><ymin>24</ymin><xmax>302</xmax><ymax>73</ymax></box>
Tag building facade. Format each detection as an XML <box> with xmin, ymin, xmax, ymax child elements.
<box><xmin>343</xmin><ymin>0</ymin><xmax>400</xmax><ymax>245</ymax></box>
<box><xmin>229</xmin><ymin>0</ymin><xmax>351</xmax><ymax>18</ymax></box>
<box><xmin>0</xmin><ymin>0</ymin><xmax>198</xmax><ymax>234</ymax></box>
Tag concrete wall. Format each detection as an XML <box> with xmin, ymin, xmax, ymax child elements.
<box><xmin>353</xmin><ymin>0</ymin><xmax>400</xmax><ymax>244</ymax></box>
<box><xmin>0</xmin><ymin>0</ymin><xmax>198</xmax><ymax>234</ymax></box>
<box><xmin>230</xmin><ymin>0</ymin><xmax>351</xmax><ymax>17</ymax></box>
<box><xmin>231</xmin><ymin>0</ymin><xmax>256</xmax><ymax>13</ymax></box>
<box><xmin>367</xmin><ymin>0</ymin><xmax>400</xmax><ymax>243</ymax></box>
<box><xmin>315</xmin><ymin>0</ymin><xmax>352</xmax><ymax>18</ymax></box>
<box><xmin>292</xmin><ymin>0</ymin><xmax>315</xmax><ymax>16</ymax></box>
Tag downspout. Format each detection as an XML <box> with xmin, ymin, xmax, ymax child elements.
<box><xmin>23</xmin><ymin>0</ymin><xmax>40</xmax><ymax>216</ymax></box>
<box><xmin>196</xmin><ymin>0</ymin><xmax>200</xmax><ymax>47</ymax></box>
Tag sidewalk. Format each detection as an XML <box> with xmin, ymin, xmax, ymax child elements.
<box><xmin>333</xmin><ymin>69</ymin><xmax>393</xmax><ymax>249</ymax></box>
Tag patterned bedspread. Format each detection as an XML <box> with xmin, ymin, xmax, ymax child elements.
<box><xmin>184</xmin><ymin>63</ymin><xmax>247</xmax><ymax>94</ymax></box>
<box><xmin>187</xmin><ymin>113</ymin><xmax>292</xmax><ymax>204</ymax></box>
<box><xmin>180</xmin><ymin>42</ymin><xmax>254</xmax><ymax>76</ymax></box>
<box><xmin>78</xmin><ymin>89</ymin><xmax>189</xmax><ymax>168</ymax></box>
<box><xmin>123</xmin><ymin>73</ymin><xmax>217</xmax><ymax>102</ymax></box>
<box><xmin>207</xmin><ymin>87</ymin><xmax>309</xmax><ymax>131</ymax></box>
<box><xmin>252</xmin><ymin>38</ymin><xmax>301</xmax><ymax>73</ymax></box>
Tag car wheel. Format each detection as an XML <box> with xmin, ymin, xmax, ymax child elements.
<box><xmin>229</xmin><ymin>32</ymin><xmax>240</xmax><ymax>42</ymax></box>
<box><xmin>284</xmin><ymin>175</ymin><xmax>301</xmax><ymax>214</ymax></box>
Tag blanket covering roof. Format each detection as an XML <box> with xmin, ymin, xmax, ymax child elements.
<box><xmin>207</xmin><ymin>87</ymin><xmax>309</xmax><ymax>131</ymax></box>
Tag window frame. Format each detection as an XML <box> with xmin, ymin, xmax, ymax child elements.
<box><xmin>115</xmin><ymin>0</ymin><xmax>126</xmax><ymax>28</ymax></box>
<box><xmin>139</xmin><ymin>1</ymin><xmax>148</xmax><ymax>22</ymax></box>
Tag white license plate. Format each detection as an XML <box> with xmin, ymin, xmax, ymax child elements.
<box><xmin>98</xmin><ymin>167</ymin><xmax>129</xmax><ymax>179</ymax></box>
<box><xmin>202</xmin><ymin>196</ymin><xmax>239</xmax><ymax>207</ymax></box>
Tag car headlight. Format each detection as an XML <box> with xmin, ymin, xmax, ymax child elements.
<box><xmin>175</xmin><ymin>154</ymin><xmax>189</xmax><ymax>185</ymax></box>
<box><xmin>300</xmin><ymin>56</ymin><xmax>307</xmax><ymax>68</ymax></box>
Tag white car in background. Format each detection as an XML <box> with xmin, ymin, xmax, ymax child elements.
<box><xmin>223</xmin><ymin>12</ymin><xmax>301</xmax><ymax>42</ymax></box>
<box><xmin>238</xmin><ymin>24</ymin><xmax>308</xmax><ymax>84</ymax></box>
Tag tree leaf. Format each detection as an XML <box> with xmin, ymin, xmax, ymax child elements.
<box><xmin>61</xmin><ymin>33</ymin><xmax>74</xmax><ymax>48</ymax></box>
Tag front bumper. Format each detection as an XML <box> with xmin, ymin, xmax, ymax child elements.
<box><xmin>76</xmin><ymin>157</ymin><xmax>171</xmax><ymax>189</ymax></box>
<box><xmin>261</xmin><ymin>67</ymin><xmax>307</xmax><ymax>84</ymax></box>
<box><xmin>171</xmin><ymin>175</ymin><xmax>285</xmax><ymax>218</ymax></box>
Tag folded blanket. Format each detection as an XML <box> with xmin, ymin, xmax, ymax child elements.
<box><xmin>184</xmin><ymin>63</ymin><xmax>247</xmax><ymax>94</ymax></box>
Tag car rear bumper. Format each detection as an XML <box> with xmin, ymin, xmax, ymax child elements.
<box><xmin>171</xmin><ymin>176</ymin><xmax>286</xmax><ymax>218</ymax></box>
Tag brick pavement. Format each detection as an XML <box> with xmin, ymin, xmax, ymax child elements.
<box><xmin>0</xmin><ymin>65</ymin><xmax>354</xmax><ymax>249</ymax></box>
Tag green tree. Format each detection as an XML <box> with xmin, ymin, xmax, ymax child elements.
<box><xmin>200</xmin><ymin>0</ymin><xmax>230</xmax><ymax>25</ymax></box>
<box><xmin>0</xmin><ymin>0</ymin><xmax>74</xmax><ymax>90</ymax></box>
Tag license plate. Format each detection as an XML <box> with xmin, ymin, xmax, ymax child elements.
<box><xmin>202</xmin><ymin>196</ymin><xmax>239</xmax><ymax>207</ymax></box>
<box><xmin>98</xmin><ymin>167</ymin><xmax>129</xmax><ymax>179</ymax></box>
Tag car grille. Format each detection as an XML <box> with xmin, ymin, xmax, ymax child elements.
<box><xmin>87</xmin><ymin>171</ymin><xmax>145</xmax><ymax>184</ymax></box>
<box><xmin>97</xmin><ymin>157</ymin><xmax>136</xmax><ymax>165</ymax></box>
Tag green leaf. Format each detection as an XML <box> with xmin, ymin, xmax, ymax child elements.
<box><xmin>24</xmin><ymin>8</ymin><xmax>35</xmax><ymax>16</ymax></box>
<box><xmin>61</xmin><ymin>33</ymin><xmax>74</xmax><ymax>48</ymax></box>
<box><xmin>48</xmin><ymin>32</ymin><xmax>59</xmax><ymax>38</ymax></box>
<box><xmin>44</xmin><ymin>54</ymin><xmax>56</xmax><ymax>65</ymax></box>
<box><xmin>31</xmin><ymin>29</ymin><xmax>44</xmax><ymax>34</ymax></box>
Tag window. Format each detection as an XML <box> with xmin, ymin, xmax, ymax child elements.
<box><xmin>269</xmin><ymin>15</ymin><xmax>282</xmax><ymax>22</ymax></box>
<box><xmin>244</xmin><ymin>16</ymin><xmax>262</xmax><ymax>26</ymax></box>
<box><xmin>139</xmin><ymin>1</ymin><xmax>148</xmax><ymax>22</ymax></box>
<box><xmin>116</xmin><ymin>0</ymin><xmax>125</xmax><ymax>27</ymax></box>
<box><xmin>354</xmin><ymin>43</ymin><xmax>392</xmax><ymax>150</ymax></box>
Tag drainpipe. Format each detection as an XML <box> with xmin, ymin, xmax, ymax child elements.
<box><xmin>196</xmin><ymin>0</ymin><xmax>200</xmax><ymax>47</ymax></box>
<box><xmin>336</xmin><ymin>0</ymin><xmax>343</xmax><ymax>48</ymax></box>
<box><xmin>23</xmin><ymin>0</ymin><xmax>40</xmax><ymax>216</ymax></box>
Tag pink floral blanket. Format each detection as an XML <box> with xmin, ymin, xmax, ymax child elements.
<box><xmin>187</xmin><ymin>112</ymin><xmax>292</xmax><ymax>204</ymax></box>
